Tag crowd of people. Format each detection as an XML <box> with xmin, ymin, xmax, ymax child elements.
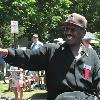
<box><xmin>0</xmin><ymin>13</ymin><xmax>100</xmax><ymax>100</ymax></box>
<box><xmin>0</xmin><ymin>34</ymin><xmax>46</xmax><ymax>100</ymax></box>
<box><xmin>7</xmin><ymin>66</ymin><xmax>46</xmax><ymax>100</ymax></box>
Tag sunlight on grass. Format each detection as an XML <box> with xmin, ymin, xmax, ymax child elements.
<box><xmin>0</xmin><ymin>81</ymin><xmax>47</xmax><ymax>99</ymax></box>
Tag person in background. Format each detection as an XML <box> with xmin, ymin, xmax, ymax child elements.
<box><xmin>0</xmin><ymin>55</ymin><xmax>6</xmax><ymax>83</ymax></box>
<box><xmin>31</xmin><ymin>34</ymin><xmax>43</xmax><ymax>50</ymax></box>
<box><xmin>0</xmin><ymin>13</ymin><xmax>100</xmax><ymax>100</ymax></box>
<box><xmin>18</xmin><ymin>68</ymin><xmax>25</xmax><ymax>100</ymax></box>
<box><xmin>82</xmin><ymin>32</ymin><xmax>93</xmax><ymax>48</ymax></box>
<box><xmin>8</xmin><ymin>67</ymin><xmax>24</xmax><ymax>100</ymax></box>
<box><xmin>30</xmin><ymin>33</ymin><xmax>43</xmax><ymax>89</ymax></box>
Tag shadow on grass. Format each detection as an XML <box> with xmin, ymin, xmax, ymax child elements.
<box><xmin>28</xmin><ymin>92</ymin><xmax>47</xmax><ymax>100</ymax></box>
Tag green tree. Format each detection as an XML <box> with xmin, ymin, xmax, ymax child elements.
<box><xmin>0</xmin><ymin>0</ymin><xmax>72</xmax><ymax>46</ymax></box>
<box><xmin>69</xmin><ymin>0</ymin><xmax>100</xmax><ymax>32</ymax></box>
<box><xmin>0</xmin><ymin>0</ymin><xmax>100</xmax><ymax>47</ymax></box>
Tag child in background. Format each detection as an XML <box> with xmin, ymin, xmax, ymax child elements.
<box><xmin>8</xmin><ymin>66</ymin><xmax>24</xmax><ymax>100</ymax></box>
<box><xmin>18</xmin><ymin>68</ymin><xmax>24</xmax><ymax>100</ymax></box>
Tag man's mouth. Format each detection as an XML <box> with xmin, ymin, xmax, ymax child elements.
<box><xmin>65</xmin><ymin>34</ymin><xmax>73</xmax><ymax>40</ymax></box>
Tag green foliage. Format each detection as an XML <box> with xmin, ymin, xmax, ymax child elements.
<box><xmin>69</xmin><ymin>0</ymin><xmax>100</xmax><ymax>33</ymax></box>
<box><xmin>0</xmin><ymin>81</ymin><xmax>47</xmax><ymax>99</ymax></box>
<box><xmin>0</xmin><ymin>0</ymin><xmax>100</xmax><ymax>47</ymax></box>
<box><xmin>25</xmin><ymin>0</ymin><xmax>72</xmax><ymax>42</ymax></box>
<box><xmin>93</xmin><ymin>32</ymin><xmax>100</xmax><ymax>47</ymax></box>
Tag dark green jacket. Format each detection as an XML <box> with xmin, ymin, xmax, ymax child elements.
<box><xmin>4</xmin><ymin>43</ymin><xmax>100</xmax><ymax>100</ymax></box>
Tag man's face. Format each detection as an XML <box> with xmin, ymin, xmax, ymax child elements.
<box><xmin>32</xmin><ymin>37</ymin><xmax>38</xmax><ymax>43</ymax></box>
<box><xmin>64</xmin><ymin>25</ymin><xmax>85</xmax><ymax>45</ymax></box>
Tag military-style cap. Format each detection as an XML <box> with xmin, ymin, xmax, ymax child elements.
<box><xmin>63</xmin><ymin>13</ymin><xmax>87</xmax><ymax>29</ymax></box>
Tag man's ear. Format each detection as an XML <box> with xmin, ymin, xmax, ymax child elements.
<box><xmin>82</xmin><ymin>34</ymin><xmax>85</xmax><ymax>39</ymax></box>
<box><xmin>84</xmin><ymin>29</ymin><xmax>86</xmax><ymax>34</ymax></box>
<box><xmin>82</xmin><ymin>29</ymin><xmax>86</xmax><ymax>38</ymax></box>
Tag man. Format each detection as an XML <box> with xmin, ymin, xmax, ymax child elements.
<box><xmin>0</xmin><ymin>13</ymin><xmax>100</xmax><ymax>100</ymax></box>
<box><xmin>30</xmin><ymin>33</ymin><xmax>43</xmax><ymax>89</ymax></box>
<box><xmin>31</xmin><ymin>34</ymin><xmax>43</xmax><ymax>50</ymax></box>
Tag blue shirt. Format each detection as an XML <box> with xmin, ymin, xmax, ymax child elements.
<box><xmin>0</xmin><ymin>56</ymin><xmax>4</xmax><ymax>64</ymax></box>
<box><xmin>31</xmin><ymin>41</ymin><xmax>43</xmax><ymax>50</ymax></box>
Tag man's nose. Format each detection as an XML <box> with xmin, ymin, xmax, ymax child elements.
<box><xmin>66</xmin><ymin>29</ymin><xmax>71</xmax><ymax>34</ymax></box>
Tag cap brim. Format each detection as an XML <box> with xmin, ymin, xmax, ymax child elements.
<box><xmin>62</xmin><ymin>22</ymin><xmax>84</xmax><ymax>29</ymax></box>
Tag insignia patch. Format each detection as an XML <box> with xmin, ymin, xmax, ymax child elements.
<box><xmin>83</xmin><ymin>64</ymin><xmax>92</xmax><ymax>70</ymax></box>
<box><xmin>83</xmin><ymin>64</ymin><xmax>92</xmax><ymax>79</ymax></box>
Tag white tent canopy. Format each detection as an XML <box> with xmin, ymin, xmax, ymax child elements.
<box><xmin>90</xmin><ymin>40</ymin><xmax>99</xmax><ymax>44</ymax></box>
<box><xmin>83</xmin><ymin>32</ymin><xmax>96</xmax><ymax>40</ymax></box>
<box><xmin>83</xmin><ymin>32</ymin><xmax>99</xmax><ymax>44</ymax></box>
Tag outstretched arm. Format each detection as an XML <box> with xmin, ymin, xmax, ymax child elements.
<box><xmin>0</xmin><ymin>46</ymin><xmax>49</xmax><ymax>71</ymax></box>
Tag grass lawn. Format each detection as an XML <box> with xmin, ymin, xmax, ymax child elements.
<box><xmin>0</xmin><ymin>80</ymin><xmax>47</xmax><ymax>99</ymax></box>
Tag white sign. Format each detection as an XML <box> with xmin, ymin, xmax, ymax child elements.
<box><xmin>11</xmin><ymin>21</ymin><xmax>18</xmax><ymax>33</ymax></box>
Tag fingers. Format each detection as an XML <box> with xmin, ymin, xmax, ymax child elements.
<box><xmin>0</xmin><ymin>48</ymin><xmax>8</xmax><ymax>57</ymax></box>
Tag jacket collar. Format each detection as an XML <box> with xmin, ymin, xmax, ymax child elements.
<box><xmin>62</xmin><ymin>42</ymin><xmax>89</xmax><ymax>57</ymax></box>
<box><xmin>81</xmin><ymin>43</ymin><xmax>89</xmax><ymax>56</ymax></box>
